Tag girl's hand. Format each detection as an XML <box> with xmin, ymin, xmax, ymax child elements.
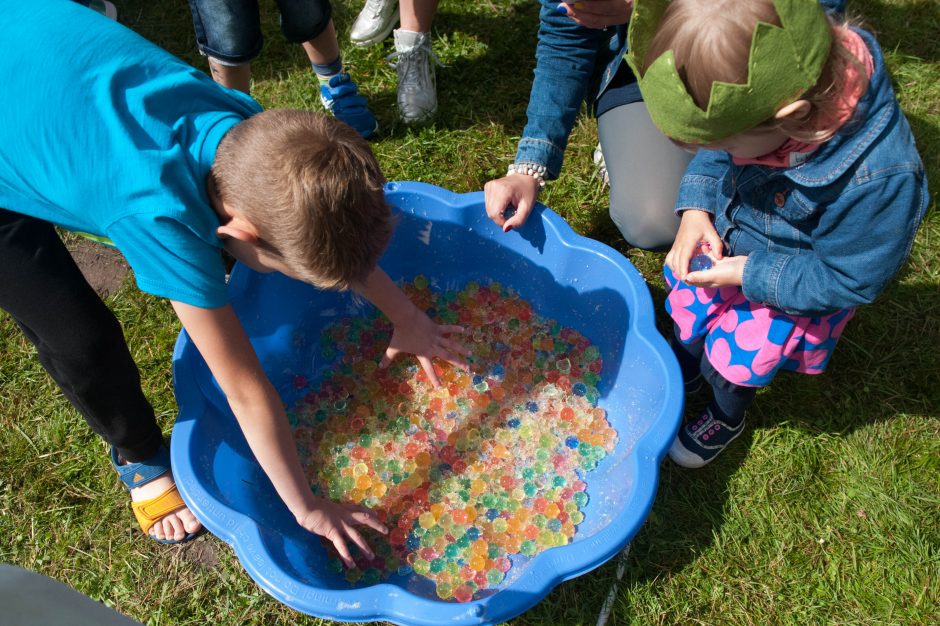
<box><xmin>484</xmin><ymin>173</ymin><xmax>541</xmax><ymax>232</ymax></box>
<box><xmin>683</xmin><ymin>255</ymin><xmax>747</xmax><ymax>288</ymax></box>
<box><xmin>380</xmin><ymin>305</ymin><xmax>470</xmax><ymax>387</ymax></box>
<box><xmin>558</xmin><ymin>0</ymin><xmax>633</xmax><ymax>29</ymax></box>
<box><xmin>296</xmin><ymin>498</ymin><xmax>388</xmax><ymax>569</ymax></box>
<box><xmin>665</xmin><ymin>210</ymin><xmax>724</xmax><ymax>282</ymax></box>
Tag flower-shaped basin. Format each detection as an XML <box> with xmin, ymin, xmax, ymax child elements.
<box><xmin>171</xmin><ymin>182</ymin><xmax>682</xmax><ymax>625</ymax></box>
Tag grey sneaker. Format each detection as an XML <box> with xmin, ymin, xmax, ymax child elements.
<box><xmin>388</xmin><ymin>29</ymin><xmax>438</xmax><ymax>124</ymax></box>
<box><xmin>350</xmin><ymin>0</ymin><xmax>399</xmax><ymax>47</ymax></box>
<box><xmin>593</xmin><ymin>143</ymin><xmax>610</xmax><ymax>187</ymax></box>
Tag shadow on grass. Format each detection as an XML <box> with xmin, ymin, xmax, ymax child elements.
<box><xmin>853</xmin><ymin>0</ymin><xmax>940</xmax><ymax>62</ymax></box>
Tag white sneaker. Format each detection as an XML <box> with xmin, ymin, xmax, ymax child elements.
<box><xmin>593</xmin><ymin>143</ymin><xmax>610</xmax><ymax>188</ymax></box>
<box><xmin>350</xmin><ymin>0</ymin><xmax>399</xmax><ymax>47</ymax></box>
<box><xmin>388</xmin><ymin>29</ymin><xmax>438</xmax><ymax>124</ymax></box>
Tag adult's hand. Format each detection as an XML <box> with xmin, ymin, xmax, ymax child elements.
<box><xmin>484</xmin><ymin>173</ymin><xmax>541</xmax><ymax>232</ymax></box>
<box><xmin>559</xmin><ymin>0</ymin><xmax>634</xmax><ymax>29</ymax></box>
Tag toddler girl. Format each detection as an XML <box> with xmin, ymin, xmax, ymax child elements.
<box><xmin>626</xmin><ymin>0</ymin><xmax>929</xmax><ymax>467</ymax></box>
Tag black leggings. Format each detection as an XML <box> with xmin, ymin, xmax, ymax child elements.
<box><xmin>0</xmin><ymin>209</ymin><xmax>163</xmax><ymax>462</ymax></box>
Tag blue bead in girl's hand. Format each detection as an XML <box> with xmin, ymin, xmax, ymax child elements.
<box><xmin>689</xmin><ymin>254</ymin><xmax>713</xmax><ymax>272</ymax></box>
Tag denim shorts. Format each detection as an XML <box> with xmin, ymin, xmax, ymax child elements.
<box><xmin>187</xmin><ymin>0</ymin><xmax>333</xmax><ymax>65</ymax></box>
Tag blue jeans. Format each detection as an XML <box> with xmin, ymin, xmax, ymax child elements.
<box><xmin>187</xmin><ymin>0</ymin><xmax>333</xmax><ymax>65</ymax></box>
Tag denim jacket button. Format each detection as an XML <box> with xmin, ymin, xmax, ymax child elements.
<box><xmin>774</xmin><ymin>191</ymin><xmax>787</xmax><ymax>207</ymax></box>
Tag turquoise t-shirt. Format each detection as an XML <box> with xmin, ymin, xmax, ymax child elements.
<box><xmin>0</xmin><ymin>0</ymin><xmax>263</xmax><ymax>307</ymax></box>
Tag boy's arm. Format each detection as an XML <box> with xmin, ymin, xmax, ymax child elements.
<box><xmin>355</xmin><ymin>267</ymin><xmax>469</xmax><ymax>387</ymax></box>
<box><xmin>171</xmin><ymin>301</ymin><xmax>387</xmax><ymax>566</ymax></box>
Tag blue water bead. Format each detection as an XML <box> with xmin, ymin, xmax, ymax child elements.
<box><xmin>547</xmin><ymin>518</ymin><xmax>562</xmax><ymax>532</ymax></box>
<box><xmin>507</xmin><ymin>418</ymin><xmax>521</xmax><ymax>429</ymax></box>
<box><xmin>406</xmin><ymin>534</ymin><xmax>420</xmax><ymax>550</ymax></box>
<box><xmin>397</xmin><ymin>565</ymin><xmax>413</xmax><ymax>576</ymax></box>
<box><xmin>466</xmin><ymin>527</ymin><xmax>481</xmax><ymax>541</ymax></box>
<box><xmin>526</xmin><ymin>401</ymin><xmax>539</xmax><ymax>412</ymax></box>
<box><xmin>485</xmin><ymin>508</ymin><xmax>500</xmax><ymax>521</ymax></box>
<box><xmin>446</xmin><ymin>411</ymin><xmax>458</xmax><ymax>420</ymax></box>
<box><xmin>491</xmin><ymin>364</ymin><xmax>505</xmax><ymax>380</ymax></box>
<box><xmin>572</xmin><ymin>382</ymin><xmax>587</xmax><ymax>396</ymax></box>
<box><xmin>689</xmin><ymin>253</ymin><xmax>713</xmax><ymax>272</ymax></box>
<box><xmin>565</xmin><ymin>436</ymin><xmax>579</xmax><ymax>449</ymax></box>
<box><xmin>472</xmin><ymin>374</ymin><xmax>484</xmax><ymax>385</ymax></box>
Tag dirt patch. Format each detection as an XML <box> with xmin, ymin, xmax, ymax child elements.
<box><xmin>177</xmin><ymin>537</ymin><xmax>221</xmax><ymax>569</ymax></box>
<box><xmin>64</xmin><ymin>236</ymin><xmax>130</xmax><ymax>298</ymax></box>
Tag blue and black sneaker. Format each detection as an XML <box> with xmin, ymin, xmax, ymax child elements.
<box><xmin>668</xmin><ymin>407</ymin><xmax>745</xmax><ymax>468</ymax></box>
<box><xmin>318</xmin><ymin>73</ymin><xmax>378</xmax><ymax>139</ymax></box>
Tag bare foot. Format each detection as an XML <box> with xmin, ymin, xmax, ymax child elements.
<box><xmin>129</xmin><ymin>471</ymin><xmax>203</xmax><ymax>542</ymax></box>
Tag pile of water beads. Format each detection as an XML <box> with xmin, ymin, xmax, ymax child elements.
<box><xmin>289</xmin><ymin>278</ymin><xmax>618</xmax><ymax>602</ymax></box>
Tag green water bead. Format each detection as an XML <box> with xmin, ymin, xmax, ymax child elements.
<box><xmin>334</xmin><ymin>455</ymin><xmax>350</xmax><ymax>469</ymax></box>
<box><xmin>487</xmin><ymin>543</ymin><xmax>501</xmax><ymax>559</ymax></box>
<box><xmin>413</xmin><ymin>559</ymin><xmax>430</xmax><ymax>575</ymax></box>
<box><xmin>486</xmin><ymin>569</ymin><xmax>504</xmax><ymax>586</ymax></box>
<box><xmin>444</xmin><ymin>543</ymin><xmax>460</xmax><ymax>558</ymax></box>
<box><xmin>569</xmin><ymin>511</ymin><xmax>585</xmax><ymax>525</ymax></box>
<box><xmin>573</xmin><ymin>491</ymin><xmax>589</xmax><ymax>507</ymax></box>
<box><xmin>520</xmin><ymin>540</ymin><xmax>538</xmax><ymax>556</ymax></box>
<box><xmin>523</xmin><ymin>482</ymin><xmax>537</xmax><ymax>497</ymax></box>
<box><xmin>492</xmin><ymin>518</ymin><xmax>507</xmax><ymax>533</ymax></box>
<box><xmin>413</xmin><ymin>275</ymin><xmax>429</xmax><ymax>290</ymax></box>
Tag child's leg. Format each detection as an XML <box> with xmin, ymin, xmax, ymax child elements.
<box><xmin>392</xmin><ymin>0</ymin><xmax>439</xmax><ymax>124</ymax></box>
<box><xmin>669</xmin><ymin>324</ymin><xmax>705</xmax><ymax>393</ymax></box>
<box><xmin>0</xmin><ymin>209</ymin><xmax>200</xmax><ymax>540</ymax></box>
<box><xmin>598</xmin><ymin>102</ymin><xmax>691</xmax><ymax>251</ymax></box>
<box><xmin>669</xmin><ymin>347</ymin><xmax>758</xmax><ymax>468</ymax></box>
<box><xmin>187</xmin><ymin>0</ymin><xmax>261</xmax><ymax>93</ymax></box>
<box><xmin>279</xmin><ymin>1</ymin><xmax>378</xmax><ymax>137</ymax></box>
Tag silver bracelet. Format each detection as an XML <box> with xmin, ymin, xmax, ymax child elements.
<box><xmin>507</xmin><ymin>162</ymin><xmax>547</xmax><ymax>188</ymax></box>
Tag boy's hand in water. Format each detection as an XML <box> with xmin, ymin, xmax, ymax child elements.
<box><xmin>381</xmin><ymin>304</ymin><xmax>470</xmax><ymax>387</ymax></box>
<box><xmin>297</xmin><ymin>498</ymin><xmax>388</xmax><ymax>568</ymax></box>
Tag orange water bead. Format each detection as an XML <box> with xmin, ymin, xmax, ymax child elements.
<box><xmin>428</xmin><ymin>397</ymin><xmax>443</xmax><ymax>412</ymax></box>
<box><xmin>469</xmin><ymin>556</ymin><xmax>486</xmax><ymax>571</ymax></box>
<box><xmin>489</xmin><ymin>385</ymin><xmax>507</xmax><ymax>402</ymax></box>
<box><xmin>544</xmin><ymin>502</ymin><xmax>560</xmax><ymax>518</ymax></box>
<box><xmin>415</xmin><ymin>451</ymin><xmax>432</xmax><ymax>467</ymax></box>
<box><xmin>451</xmin><ymin>509</ymin><xmax>469</xmax><ymax>524</ymax></box>
<box><xmin>470</xmin><ymin>479</ymin><xmax>486</xmax><ymax>496</ymax></box>
<box><xmin>429</xmin><ymin>503</ymin><xmax>445</xmax><ymax>519</ymax></box>
<box><xmin>560</xmin><ymin>407</ymin><xmax>575</xmax><ymax>421</ymax></box>
<box><xmin>499</xmin><ymin>474</ymin><xmax>515</xmax><ymax>490</ymax></box>
<box><xmin>524</xmin><ymin>525</ymin><xmax>540</xmax><ymax>540</ymax></box>
<box><xmin>463</xmin><ymin>506</ymin><xmax>477</xmax><ymax>523</ymax></box>
<box><xmin>504</xmin><ymin>536</ymin><xmax>522</xmax><ymax>553</ymax></box>
<box><xmin>404</xmin><ymin>442</ymin><xmax>420</xmax><ymax>458</ymax></box>
<box><xmin>370</xmin><ymin>482</ymin><xmax>387</xmax><ymax>498</ymax></box>
<box><xmin>505</xmin><ymin>517</ymin><xmax>521</xmax><ymax>534</ymax></box>
<box><xmin>471</xmin><ymin>539</ymin><xmax>488</xmax><ymax>556</ymax></box>
<box><xmin>491</xmin><ymin>443</ymin><xmax>509</xmax><ymax>459</ymax></box>
<box><xmin>355</xmin><ymin>475</ymin><xmax>372</xmax><ymax>490</ymax></box>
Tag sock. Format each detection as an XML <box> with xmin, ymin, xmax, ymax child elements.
<box><xmin>313</xmin><ymin>56</ymin><xmax>344</xmax><ymax>86</ymax></box>
<box><xmin>394</xmin><ymin>29</ymin><xmax>427</xmax><ymax>51</ymax></box>
<box><xmin>670</xmin><ymin>325</ymin><xmax>704</xmax><ymax>389</ymax></box>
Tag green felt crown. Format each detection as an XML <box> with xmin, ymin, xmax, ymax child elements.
<box><xmin>626</xmin><ymin>0</ymin><xmax>832</xmax><ymax>144</ymax></box>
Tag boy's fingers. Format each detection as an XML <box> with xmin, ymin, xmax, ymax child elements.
<box><xmin>330</xmin><ymin>533</ymin><xmax>355</xmax><ymax>569</ymax></box>
<box><xmin>419</xmin><ymin>356</ymin><xmax>441</xmax><ymax>387</ymax></box>
<box><xmin>351</xmin><ymin>510</ymin><xmax>389</xmax><ymax>534</ymax></box>
<box><xmin>441</xmin><ymin>337</ymin><xmax>472</xmax><ymax>357</ymax></box>
<box><xmin>379</xmin><ymin>347</ymin><xmax>400</xmax><ymax>369</ymax></box>
<box><xmin>342</xmin><ymin>523</ymin><xmax>374</xmax><ymax>560</ymax></box>
<box><xmin>438</xmin><ymin>324</ymin><xmax>466</xmax><ymax>335</ymax></box>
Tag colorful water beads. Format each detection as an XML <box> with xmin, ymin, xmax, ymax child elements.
<box><xmin>290</xmin><ymin>279</ymin><xmax>617</xmax><ymax>601</ymax></box>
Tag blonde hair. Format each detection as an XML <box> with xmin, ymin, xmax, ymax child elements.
<box><xmin>212</xmin><ymin>109</ymin><xmax>392</xmax><ymax>290</ymax></box>
<box><xmin>641</xmin><ymin>0</ymin><xmax>869</xmax><ymax>143</ymax></box>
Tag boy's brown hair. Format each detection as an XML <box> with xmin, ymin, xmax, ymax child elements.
<box><xmin>640</xmin><ymin>0</ymin><xmax>869</xmax><ymax>143</ymax></box>
<box><xmin>212</xmin><ymin>109</ymin><xmax>392</xmax><ymax>290</ymax></box>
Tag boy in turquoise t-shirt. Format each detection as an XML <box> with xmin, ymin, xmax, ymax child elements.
<box><xmin>0</xmin><ymin>0</ymin><xmax>466</xmax><ymax>561</ymax></box>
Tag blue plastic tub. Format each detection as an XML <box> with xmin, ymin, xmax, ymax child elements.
<box><xmin>171</xmin><ymin>182</ymin><xmax>682</xmax><ymax>625</ymax></box>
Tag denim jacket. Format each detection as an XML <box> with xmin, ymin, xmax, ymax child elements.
<box><xmin>514</xmin><ymin>0</ymin><xmax>847</xmax><ymax>181</ymax></box>
<box><xmin>676</xmin><ymin>28</ymin><xmax>929</xmax><ymax>317</ymax></box>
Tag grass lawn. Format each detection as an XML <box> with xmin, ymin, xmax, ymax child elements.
<box><xmin>1</xmin><ymin>0</ymin><xmax>937</xmax><ymax>624</ymax></box>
